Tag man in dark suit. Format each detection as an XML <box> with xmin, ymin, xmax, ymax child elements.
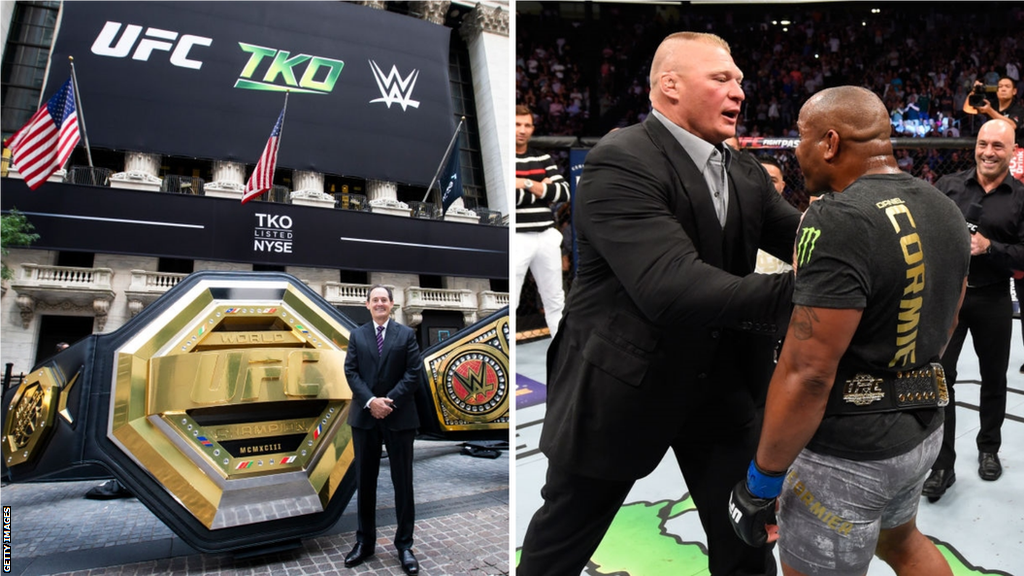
<box><xmin>343</xmin><ymin>285</ymin><xmax>422</xmax><ymax>575</ymax></box>
<box><xmin>517</xmin><ymin>32</ymin><xmax>800</xmax><ymax>576</ymax></box>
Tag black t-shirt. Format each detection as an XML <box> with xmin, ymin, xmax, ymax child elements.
<box><xmin>794</xmin><ymin>173</ymin><xmax>971</xmax><ymax>460</ymax></box>
<box><xmin>997</xmin><ymin>101</ymin><xmax>1024</xmax><ymax>146</ymax></box>
<box><xmin>936</xmin><ymin>167</ymin><xmax>1024</xmax><ymax>287</ymax></box>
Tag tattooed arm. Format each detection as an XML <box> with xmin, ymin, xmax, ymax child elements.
<box><xmin>754</xmin><ymin>305</ymin><xmax>863</xmax><ymax>473</ymax></box>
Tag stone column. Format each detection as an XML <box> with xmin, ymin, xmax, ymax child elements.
<box><xmin>110</xmin><ymin>151</ymin><xmax>163</xmax><ymax>192</ymax></box>
<box><xmin>293</xmin><ymin>170</ymin><xmax>324</xmax><ymax>194</ymax></box>
<box><xmin>460</xmin><ymin>5</ymin><xmax>510</xmax><ymax>216</ymax></box>
<box><xmin>410</xmin><ymin>1</ymin><xmax>450</xmax><ymax>25</ymax></box>
<box><xmin>205</xmin><ymin>160</ymin><xmax>246</xmax><ymax>199</ymax></box>
<box><xmin>444</xmin><ymin>197</ymin><xmax>481</xmax><ymax>224</ymax></box>
<box><xmin>290</xmin><ymin>170</ymin><xmax>335</xmax><ymax>208</ymax></box>
<box><xmin>367</xmin><ymin>179</ymin><xmax>410</xmax><ymax>217</ymax></box>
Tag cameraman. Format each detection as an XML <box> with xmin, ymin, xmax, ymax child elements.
<box><xmin>963</xmin><ymin>76</ymin><xmax>1024</xmax><ymax>144</ymax></box>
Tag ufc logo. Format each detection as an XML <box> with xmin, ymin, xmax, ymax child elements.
<box><xmin>728</xmin><ymin>495</ymin><xmax>742</xmax><ymax>524</ymax></box>
<box><xmin>91</xmin><ymin>21</ymin><xmax>212</xmax><ymax>70</ymax></box>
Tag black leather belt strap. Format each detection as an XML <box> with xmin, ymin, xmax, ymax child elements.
<box><xmin>825</xmin><ymin>362</ymin><xmax>949</xmax><ymax>416</ymax></box>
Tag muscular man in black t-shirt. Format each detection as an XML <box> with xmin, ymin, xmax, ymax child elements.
<box><xmin>729</xmin><ymin>86</ymin><xmax>969</xmax><ymax>576</ymax></box>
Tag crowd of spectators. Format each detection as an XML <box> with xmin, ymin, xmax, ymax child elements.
<box><xmin>518</xmin><ymin>3</ymin><xmax>1023</xmax><ymax>140</ymax></box>
<box><xmin>516</xmin><ymin>2</ymin><xmax>1023</xmax><ymax>193</ymax></box>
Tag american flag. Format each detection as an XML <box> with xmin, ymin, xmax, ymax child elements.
<box><xmin>3</xmin><ymin>78</ymin><xmax>80</xmax><ymax>190</ymax></box>
<box><xmin>241</xmin><ymin>107</ymin><xmax>286</xmax><ymax>204</ymax></box>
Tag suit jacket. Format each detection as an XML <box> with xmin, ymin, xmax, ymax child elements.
<box><xmin>540</xmin><ymin>114</ymin><xmax>801</xmax><ymax>481</ymax></box>
<box><xmin>345</xmin><ymin>320</ymin><xmax>422</xmax><ymax>431</ymax></box>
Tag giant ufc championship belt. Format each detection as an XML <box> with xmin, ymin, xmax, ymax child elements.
<box><xmin>1</xmin><ymin>271</ymin><xmax>509</xmax><ymax>553</ymax></box>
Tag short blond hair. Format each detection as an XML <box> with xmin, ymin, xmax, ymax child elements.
<box><xmin>650</xmin><ymin>32</ymin><xmax>731</xmax><ymax>88</ymax></box>
<box><xmin>662</xmin><ymin>32</ymin><xmax>730</xmax><ymax>52</ymax></box>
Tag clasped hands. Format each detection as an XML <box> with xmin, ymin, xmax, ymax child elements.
<box><xmin>368</xmin><ymin>396</ymin><xmax>395</xmax><ymax>419</ymax></box>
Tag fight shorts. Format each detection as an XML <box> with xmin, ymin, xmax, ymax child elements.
<box><xmin>776</xmin><ymin>427</ymin><xmax>941</xmax><ymax>576</ymax></box>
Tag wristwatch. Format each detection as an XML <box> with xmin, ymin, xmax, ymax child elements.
<box><xmin>524</xmin><ymin>179</ymin><xmax>534</xmax><ymax>189</ymax></box>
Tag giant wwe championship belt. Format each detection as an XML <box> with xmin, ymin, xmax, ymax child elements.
<box><xmin>417</xmin><ymin>308</ymin><xmax>510</xmax><ymax>441</ymax></box>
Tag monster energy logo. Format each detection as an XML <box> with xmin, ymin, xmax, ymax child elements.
<box><xmin>797</xmin><ymin>227</ymin><xmax>821</xmax><ymax>266</ymax></box>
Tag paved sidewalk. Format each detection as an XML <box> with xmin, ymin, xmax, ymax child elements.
<box><xmin>3</xmin><ymin>440</ymin><xmax>509</xmax><ymax>576</ymax></box>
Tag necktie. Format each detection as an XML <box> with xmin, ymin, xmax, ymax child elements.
<box><xmin>376</xmin><ymin>325</ymin><xmax>385</xmax><ymax>356</ymax></box>
<box><xmin>708</xmin><ymin>146</ymin><xmax>729</xmax><ymax>228</ymax></box>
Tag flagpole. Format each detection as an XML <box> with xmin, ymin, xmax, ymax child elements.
<box><xmin>280</xmin><ymin>90</ymin><xmax>290</xmax><ymax>136</ymax></box>
<box><xmin>278</xmin><ymin>91</ymin><xmax>289</xmax><ymax>201</ymax></box>
<box><xmin>422</xmin><ymin>116</ymin><xmax>465</xmax><ymax>204</ymax></box>
<box><xmin>68</xmin><ymin>56</ymin><xmax>96</xmax><ymax>185</ymax></box>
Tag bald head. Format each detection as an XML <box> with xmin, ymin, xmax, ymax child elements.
<box><xmin>975</xmin><ymin>119</ymin><xmax>1015</xmax><ymax>185</ymax></box>
<box><xmin>649</xmin><ymin>32</ymin><xmax>731</xmax><ymax>89</ymax></box>
<box><xmin>795</xmin><ymin>86</ymin><xmax>898</xmax><ymax>195</ymax></box>
<box><xmin>801</xmin><ymin>86</ymin><xmax>892</xmax><ymax>145</ymax></box>
<box><xmin>977</xmin><ymin>118</ymin><xmax>1016</xmax><ymax>148</ymax></box>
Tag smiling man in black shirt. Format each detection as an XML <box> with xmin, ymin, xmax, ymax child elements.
<box><xmin>924</xmin><ymin>118</ymin><xmax>1024</xmax><ymax>501</ymax></box>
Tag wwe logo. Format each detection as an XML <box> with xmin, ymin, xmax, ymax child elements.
<box><xmin>369</xmin><ymin>60</ymin><xmax>420</xmax><ymax>111</ymax></box>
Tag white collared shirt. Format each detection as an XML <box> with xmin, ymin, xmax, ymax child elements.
<box><xmin>374</xmin><ymin>318</ymin><xmax>390</xmax><ymax>343</ymax></box>
<box><xmin>366</xmin><ymin>318</ymin><xmax>391</xmax><ymax>409</ymax></box>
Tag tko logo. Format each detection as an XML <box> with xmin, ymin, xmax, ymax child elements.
<box><xmin>254</xmin><ymin>213</ymin><xmax>293</xmax><ymax>254</ymax></box>
<box><xmin>369</xmin><ymin>60</ymin><xmax>420</xmax><ymax>111</ymax></box>
<box><xmin>236</xmin><ymin>43</ymin><xmax>345</xmax><ymax>94</ymax></box>
<box><xmin>91</xmin><ymin>21</ymin><xmax>212</xmax><ymax>70</ymax></box>
<box><xmin>256</xmin><ymin>213</ymin><xmax>292</xmax><ymax>230</ymax></box>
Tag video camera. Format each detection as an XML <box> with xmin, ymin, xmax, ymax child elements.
<box><xmin>969</xmin><ymin>84</ymin><xmax>999</xmax><ymax>108</ymax></box>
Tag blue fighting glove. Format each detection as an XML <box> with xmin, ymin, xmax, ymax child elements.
<box><xmin>728</xmin><ymin>460</ymin><xmax>785</xmax><ymax>547</ymax></box>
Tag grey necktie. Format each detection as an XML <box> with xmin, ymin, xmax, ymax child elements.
<box><xmin>708</xmin><ymin>146</ymin><xmax>729</xmax><ymax>228</ymax></box>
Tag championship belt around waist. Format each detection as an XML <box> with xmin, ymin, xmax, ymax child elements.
<box><xmin>824</xmin><ymin>363</ymin><xmax>949</xmax><ymax>416</ymax></box>
<box><xmin>1</xmin><ymin>272</ymin><xmax>359</xmax><ymax>554</ymax></box>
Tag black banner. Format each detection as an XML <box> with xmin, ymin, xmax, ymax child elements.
<box><xmin>0</xmin><ymin>181</ymin><xmax>508</xmax><ymax>279</ymax></box>
<box><xmin>48</xmin><ymin>2</ymin><xmax>454</xmax><ymax>185</ymax></box>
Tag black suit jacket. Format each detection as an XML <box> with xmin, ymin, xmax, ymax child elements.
<box><xmin>345</xmin><ymin>320</ymin><xmax>422</xmax><ymax>431</ymax></box>
<box><xmin>540</xmin><ymin>114</ymin><xmax>800</xmax><ymax>481</ymax></box>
